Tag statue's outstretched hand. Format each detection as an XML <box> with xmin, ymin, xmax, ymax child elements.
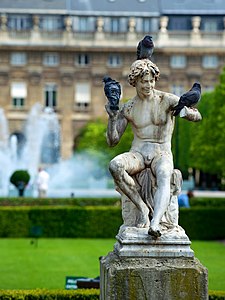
<box><xmin>180</xmin><ymin>106</ymin><xmax>202</xmax><ymax>122</ymax></box>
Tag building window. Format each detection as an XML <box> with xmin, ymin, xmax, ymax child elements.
<box><xmin>108</xmin><ymin>54</ymin><xmax>121</xmax><ymax>67</ymax></box>
<box><xmin>11</xmin><ymin>82</ymin><xmax>27</xmax><ymax>108</ymax></box>
<box><xmin>43</xmin><ymin>53</ymin><xmax>59</xmax><ymax>66</ymax></box>
<box><xmin>170</xmin><ymin>55</ymin><xmax>187</xmax><ymax>68</ymax></box>
<box><xmin>78</xmin><ymin>17</ymin><xmax>88</xmax><ymax>32</ymax></box>
<box><xmin>45</xmin><ymin>84</ymin><xmax>57</xmax><ymax>108</ymax></box>
<box><xmin>10</xmin><ymin>52</ymin><xmax>27</xmax><ymax>65</ymax></box>
<box><xmin>202</xmin><ymin>55</ymin><xmax>218</xmax><ymax>68</ymax></box>
<box><xmin>104</xmin><ymin>17</ymin><xmax>127</xmax><ymax>33</ymax></box>
<box><xmin>111</xmin><ymin>18</ymin><xmax>120</xmax><ymax>33</ymax></box>
<box><xmin>40</xmin><ymin>16</ymin><xmax>63</xmax><ymax>31</ymax></box>
<box><xmin>8</xmin><ymin>15</ymin><xmax>32</xmax><ymax>30</ymax></box>
<box><xmin>202</xmin><ymin>20</ymin><xmax>217</xmax><ymax>31</ymax></box>
<box><xmin>142</xmin><ymin>18</ymin><xmax>151</xmax><ymax>32</ymax></box>
<box><xmin>168</xmin><ymin>17</ymin><xmax>191</xmax><ymax>31</ymax></box>
<box><xmin>136</xmin><ymin>17</ymin><xmax>159</xmax><ymax>33</ymax></box>
<box><xmin>76</xmin><ymin>54</ymin><xmax>90</xmax><ymax>66</ymax></box>
<box><xmin>171</xmin><ymin>84</ymin><xmax>185</xmax><ymax>96</ymax></box>
<box><xmin>72</xmin><ymin>16</ymin><xmax>96</xmax><ymax>32</ymax></box>
<box><xmin>75</xmin><ymin>83</ymin><xmax>91</xmax><ymax>110</ymax></box>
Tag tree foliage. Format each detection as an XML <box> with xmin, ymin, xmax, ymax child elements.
<box><xmin>75</xmin><ymin>118</ymin><xmax>133</xmax><ymax>171</ymax></box>
<box><xmin>190</xmin><ymin>67</ymin><xmax>225</xmax><ymax>177</ymax></box>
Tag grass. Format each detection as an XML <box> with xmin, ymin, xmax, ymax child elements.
<box><xmin>0</xmin><ymin>238</ymin><xmax>224</xmax><ymax>291</ymax></box>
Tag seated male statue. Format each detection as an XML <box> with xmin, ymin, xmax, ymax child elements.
<box><xmin>105</xmin><ymin>59</ymin><xmax>201</xmax><ymax>238</ymax></box>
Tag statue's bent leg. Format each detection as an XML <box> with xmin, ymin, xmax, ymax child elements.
<box><xmin>148</xmin><ymin>155</ymin><xmax>173</xmax><ymax>237</ymax></box>
<box><xmin>109</xmin><ymin>152</ymin><xmax>149</xmax><ymax>228</ymax></box>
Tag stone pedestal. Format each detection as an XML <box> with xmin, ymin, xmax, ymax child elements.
<box><xmin>100</xmin><ymin>227</ymin><xmax>208</xmax><ymax>300</ymax></box>
<box><xmin>100</xmin><ymin>252</ymin><xmax>208</xmax><ymax>300</ymax></box>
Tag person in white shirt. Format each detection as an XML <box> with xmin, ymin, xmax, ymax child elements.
<box><xmin>37</xmin><ymin>167</ymin><xmax>50</xmax><ymax>198</ymax></box>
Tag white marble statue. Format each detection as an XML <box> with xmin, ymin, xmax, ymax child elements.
<box><xmin>104</xmin><ymin>59</ymin><xmax>201</xmax><ymax>239</ymax></box>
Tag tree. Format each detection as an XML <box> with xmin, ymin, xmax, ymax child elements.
<box><xmin>10</xmin><ymin>170</ymin><xmax>30</xmax><ymax>197</ymax></box>
<box><xmin>190</xmin><ymin>67</ymin><xmax>225</xmax><ymax>180</ymax></box>
<box><xmin>75</xmin><ymin>118</ymin><xmax>133</xmax><ymax>172</ymax></box>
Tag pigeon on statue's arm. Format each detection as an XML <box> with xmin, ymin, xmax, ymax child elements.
<box><xmin>172</xmin><ymin>82</ymin><xmax>201</xmax><ymax>117</ymax></box>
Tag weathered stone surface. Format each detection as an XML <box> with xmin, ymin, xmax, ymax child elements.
<box><xmin>114</xmin><ymin>226</ymin><xmax>194</xmax><ymax>258</ymax></box>
<box><xmin>100</xmin><ymin>251</ymin><xmax>208</xmax><ymax>300</ymax></box>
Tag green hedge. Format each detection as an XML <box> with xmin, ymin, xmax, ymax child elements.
<box><xmin>190</xmin><ymin>197</ymin><xmax>225</xmax><ymax>207</ymax></box>
<box><xmin>1</xmin><ymin>196</ymin><xmax>225</xmax><ymax>208</ymax></box>
<box><xmin>0</xmin><ymin>289</ymin><xmax>224</xmax><ymax>300</ymax></box>
<box><xmin>0</xmin><ymin>289</ymin><xmax>99</xmax><ymax>300</ymax></box>
<box><xmin>179</xmin><ymin>207</ymin><xmax>225</xmax><ymax>240</ymax></box>
<box><xmin>209</xmin><ymin>290</ymin><xmax>225</xmax><ymax>299</ymax></box>
<box><xmin>0</xmin><ymin>206</ymin><xmax>122</xmax><ymax>238</ymax></box>
<box><xmin>0</xmin><ymin>205</ymin><xmax>225</xmax><ymax>240</ymax></box>
<box><xmin>0</xmin><ymin>198</ymin><xmax>120</xmax><ymax>207</ymax></box>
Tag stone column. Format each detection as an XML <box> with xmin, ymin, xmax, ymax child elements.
<box><xmin>127</xmin><ymin>18</ymin><xmax>136</xmax><ymax>41</ymax></box>
<box><xmin>100</xmin><ymin>227</ymin><xmax>208</xmax><ymax>300</ymax></box>
<box><xmin>191</xmin><ymin>16</ymin><xmax>201</xmax><ymax>45</ymax></box>
<box><xmin>0</xmin><ymin>14</ymin><xmax>8</xmax><ymax>39</ymax></box>
<box><xmin>31</xmin><ymin>15</ymin><xmax>41</xmax><ymax>42</ymax></box>
<box><xmin>157</xmin><ymin>16</ymin><xmax>169</xmax><ymax>46</ymax></box>
<box><xmin>100</xmin><ymin>251</ymin><xmax>208</xmax><ymax>300</ymax></box>
<box><xmin>63</xmin><ymin>16</ymin><xmax>73</xmax><ymax>43</ymax></box>
<box><xmin>95</xmin><ymin>17</ymin><xmax>105</xmax><ymax>40</ymax></box>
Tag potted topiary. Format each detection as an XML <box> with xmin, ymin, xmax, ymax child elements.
<box><xmin>10</xmin><ymin>170</ymin><xmax>30</xmax><ymax>197</ymax></box>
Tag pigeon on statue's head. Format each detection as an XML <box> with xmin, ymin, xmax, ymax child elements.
<box><xmin>172</xmin><ymin>82</ymin><xmax>201</xmax><ymax>117</ymax></box>
<box><xmin>137</xmin><ymin>35</ymin><xmax>154</xmax><ymax>60</ymax></box>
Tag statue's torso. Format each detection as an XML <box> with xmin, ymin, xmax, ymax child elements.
<box><xmin>122</xmin><ymin>90</ymin><xmax>177</xmax><ymax>146</ymax></box>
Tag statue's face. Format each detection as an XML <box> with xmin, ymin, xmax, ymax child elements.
<box><xmin>136</xmin><ymin>73</ymin><xmax>155</xmax><ymax>98</ymax></box>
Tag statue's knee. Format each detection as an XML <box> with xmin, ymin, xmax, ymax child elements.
<box><xmin>109</xmin><ymin>159</ymin><xmax>124</xmax><ymax>176</ymax></box>
<box><xmin>157</xmin><ymin>167</ymin><xmax>172</xmax><ymax>181</ymax></box>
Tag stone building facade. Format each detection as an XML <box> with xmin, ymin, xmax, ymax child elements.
<box><xmin>0</xmin><ymin>0</ymin><xmax>224</xmax><ymax>160</ymax></box>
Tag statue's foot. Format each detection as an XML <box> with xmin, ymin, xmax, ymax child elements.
<box><xmin>148</xmin><ymin>225</ymin><xmax>161</xmax><ymax>238</ymax></box>
<box><xmin>136</xmin><ymin>207</ymin><xmax>150</xmax><ymax>228</ymax></box>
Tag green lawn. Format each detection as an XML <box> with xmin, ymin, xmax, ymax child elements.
<box><xmin>0</xmin><ymin>238</ymin><xmax>224</xmax><ymax>291</ymax></box>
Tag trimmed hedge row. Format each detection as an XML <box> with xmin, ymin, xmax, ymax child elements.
<box><xmin>190</xmin><ymin>197</ymin><xmax>225</xmax><ymax>207</ymax></box>
<box><xmin>179</xmin><ymin>207</ymin><xmax>225</xmax><ymax>240</ymax></box>
<box><xmin>0</xmin><ymin>289</ymin><xmax>99</xmax><ymax>300</ymax></box>
<box><xmin>0</xmin><ymin>205</ymin><xmax>225</xmax><ymax>239</ymax></box>
<box><xmin>0</xmin><ymin>290</ymin><xmax>224</xmax><ymax>300</ymax></box>
<box><xmin>0</xmin><ymin>198</ymin><xmax>120</xmax><ymax>207</ymax></box>
<box><xmin>1</xmin><ymin>196</ymin><xmax>225</xmax><ymax>207</ymax></box>
<box><xmin>0</xmin><ymin>206</ymin><xmax>122</xmax><ymax>238</ymax></box>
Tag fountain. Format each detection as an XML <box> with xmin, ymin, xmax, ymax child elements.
<box><xmin>0</xmin><ymin>103</ymin><xmax>118</xmax><ymax>198</ymax></box>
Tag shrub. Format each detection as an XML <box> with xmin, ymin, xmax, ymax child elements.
<box><xmin>0</xmin><ymin>197</ymin><xmax>120</xmax><ymax>207</ymax></box>
<box><xmin>0</xmin><ymin>206</ymin><xmax>122</xmax><ymax>238</ymax></box>
<box><xmin>9</xmin><ymin>170</ymin><xmax>30</xmax><ymax>197</ymax></box>
<box><xmin>190</xmin><ymin>197</ymin><xmax>225</xmax><ymax>207</ymax></box>
<box><xmin>209</xmin><ymin>290</ymin><xmax>225</xmax><ymax>299</ymax></box>
<box><xmin>0</xmin><ymin>289</ymin><xmax>224</xmax><ymax>300</ymax></box>
<box><xmin>179</xmin><ymin>207</ymin><xmax>225</xmax><ymax>240</ymax></box>
<box><xmin>0</xmin><ymin>289</ymin><xmax>100</xmax><ymax>300</ymax></box>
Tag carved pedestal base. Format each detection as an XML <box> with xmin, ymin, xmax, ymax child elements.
<box><xmin>114</xmin><ymin>226</ymin><xmax>194</xmax><ymax>257</ymax></box>
<box><xmin>100</xmin><ymin>251</ymin><xmax>208</xmax><ymax>300</ymax></box>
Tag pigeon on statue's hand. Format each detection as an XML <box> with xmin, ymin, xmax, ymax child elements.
<box><xmin>172</xmin><ymin>82</ymin><xmax>201</xmax><ymax>117</ymax></box>
<box><xmin>137</xmin><ymin>35</ymin><xmax>154</xmax><ymax>60</ymax></box>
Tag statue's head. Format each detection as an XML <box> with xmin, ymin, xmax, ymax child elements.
<box><xmin>128</xmin><ymin>59</ymin><xmax>160</xmax><ymax>87</ymax></box>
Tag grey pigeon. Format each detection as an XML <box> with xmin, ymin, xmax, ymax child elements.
<box><xmin>137</xmin><ymin>35</ymin><xmax>154</xmax><ymax>60</ymax></box>
<box><xmin>172</xmin><ymin>82</ymin><xmax>201</xmax><ymax>116</ymax></box>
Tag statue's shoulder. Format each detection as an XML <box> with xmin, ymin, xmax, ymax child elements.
<box><xmin>120</xmin><ymin>98</ymin><xmax>136</xmax><ymax>119</ymax></box>
<box><xmin>154</xmin><ymin>89</ymin><xmax>179</xmax><ymax>106</ymax></box>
